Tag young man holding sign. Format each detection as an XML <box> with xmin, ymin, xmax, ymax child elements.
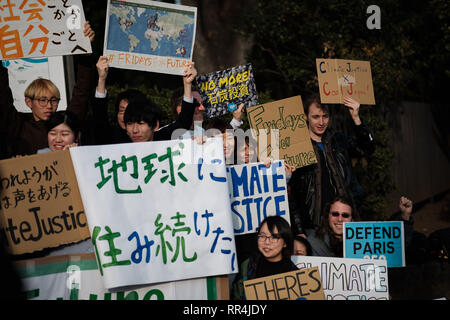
<box><xmin>289</xmin><ymin>93</ymin><xmax>374</xmax><ymax>237</ymax></box>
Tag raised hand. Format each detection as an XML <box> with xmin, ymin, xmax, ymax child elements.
<box><xmin>83</xmin><ymin>21</ymin><xmax>95</xmax><ymax>42</ymax></box>
<box><xmin>343</xmin><ymin>96</ymin><xmax>361</xmax><ymax>125</ymax></box>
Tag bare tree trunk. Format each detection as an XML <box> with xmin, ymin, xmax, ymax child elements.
<box><xmin>182</xmin><ymin>0</ymin><xmax>256</xmax><ymax>74</ymax></box>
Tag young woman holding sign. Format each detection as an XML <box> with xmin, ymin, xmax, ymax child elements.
<box><xmin>231</xmin><ymin>215</ymin><xmax>298</xmax><ymax>300</ymax></box>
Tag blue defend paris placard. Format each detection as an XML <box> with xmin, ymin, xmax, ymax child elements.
<box><xmin>343</xmin><ymin>221</ymin><xmax>405</xmax><ymax>267</ymax></box>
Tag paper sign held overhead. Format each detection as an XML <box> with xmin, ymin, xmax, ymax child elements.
<box><xmin>104</xmin><ymin>0</ymin><xmax>197</xmax><ymax>76</ymax></box>
<box><xmin>316</xmin><ymin>58</ymin><xmax>375</xmax><ymax>105</ymax></box>
<box><xmin>0</xmin><ymin>0</ymin><xmax>92</xmax><ymax>60</ymax></box>
<box><xmin>196</xmin><ymin>64</ymin><xmax>259</xmax><ymax>118</ymax></box>
<box><xmin>0</xmin><ymin>150</ymin><xmax>89</xmax><ymax>255</ymax></box>
<box><xmin>227</xmin><ymin>161</ymin><xmax>290</xmax><ymax>235</ymax></box>
<box><xmin>247</xmin><ymin>96</ymin><xmax>317</xmax><ymax>169</ymax></box>
<box><xmin>291</xmin><ymin>255</ymin><xmax>389</xmax><ymax>300</ymax></box>
<box><xmin>69</xmin><ymin>138</ymin><xmax>237</xmax><ymax>289</ymax></box>
<box><xmin>343</xmin><ymin>221</ymin><xmax>405</xmax><ymax>267</ymax></box>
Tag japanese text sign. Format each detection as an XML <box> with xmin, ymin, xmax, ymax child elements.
<box><xmin>0</xmin><ymin>150</ymin><xmax>89</xmax><ymax>255</ymax></box>
<box><xmin>15</xmin><ymin>253</ymin><xmax>229</xmax><ymax>300</ymax></box>
<box><xmin>0</xmin><ymin>0</ymin><xmax>92</xmax><ymax>60</ymax></box>
<box><xmin>243</xmin><ymin>267</ymin><xmax>325</xmax><ymax>300</ymax></box>
<box><xmin>196</xmin><ymin>63</ymin><xmax>258</xmax><ymax>118</ymax></box>
<box><xmin>316</xmin><ymin>58</ymin><xmax>375</xmax><ymax>105</ymax></box>
<box><xmin>227</xmin><ymin>160</ymin><xmax>290</xmax><ymax>235</ymax></box>
<box><xmin>291</xmin><ymin>255</ymin><xmax>389</xmax><ymax>300</ymax></box>
<box><xmin>247</xmin><ymin>96</ymin><xmax>317</xmax><ymax>169</ymax></box>
<box><xmin>104</xmin><ymin>0</ymin><xmax>197</xmax><ymax>76</ymax></box>
<box><xmin>343</xmin><ymin>221</ymin><xmax>405</xmax><ymax>267</ymax></box>
<box><xmin>69</xmin><ymin>138</ymin><xmax>237</xmax><ymax>289</ymax></box>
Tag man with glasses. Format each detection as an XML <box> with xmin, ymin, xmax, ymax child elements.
<box><xmin>0</xmin><ymin>22</ymin><xmax>95</xmax><ymax>158</ymax></box>
<box><xmin>306</xmin><ymin>196</ymin><xmax>354</xmax><ymax>257</ymax></box>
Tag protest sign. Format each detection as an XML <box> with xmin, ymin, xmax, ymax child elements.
<box><xmin>247</xmin><ymin>96</ymin><xmax>317</xmax><ymax>169</ymax></box>
<box><xmin>343</xmin><ymin>221</ymin><xmax>405</xmax><ymax>267</ymax></box>
<box><xmin>69</xmin><ymin>138</ymin><xmax>237</xmax><ymax>289</ymax></box>
<box><xmin>196</xmin><ymin>64</ymin><xmax>258</xmax><ymax>118</ymax></box>
<box><xmin>0</xmin><ymin>0</ymin><xmax>92</xmax><ymax>60</ymax></box>
<box><xmin>0</xmin><ymin>150</ymin><xmax>89</xmax><ymax>255</ymax></box>
<box><xmin>104</xmin><ymin>0</ymin><xmax>197</xmax><ymax>76</ymax></box>
<box><xmin>292</xmin><ymin>255</ymin><xmax>389</xmax><ymax>300</ymax></box>
<box><xmin>227</xmin><ymin>160</ymin><xmax>290</xmax><ymax>235</ymax></box>
<box><xmin>2</xmin><ymin>57</ymin><xmax>68</xmax><ymax>112</ymax></box>
<box><xmin>15</xmin><ymin>253</ymin><xmax>229</xmax><ymax>300</ymax></box>
<box><xmin>316</xmin><ymin>58</ymin><xmax>375</xmax><ymax>105</ymax></box>
<box><xmin>243</xmin><ymin>267</ymin><xmax>325</xmax><ymax>300</ymax></box>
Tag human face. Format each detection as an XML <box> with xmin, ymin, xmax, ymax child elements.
<box><xmin>47</xmin><ymin>123</ymin><xmax>76</xmax><ymax>152</ymax></box>
<box><xmin>222</xmin><ymin>131</ymin><xmax>235</xmax><ymax>163</ymax></box>
<box><xmin>293</xmin><ymin>240</ymin><xmax>307</xmax><ymax>256</ymax></box>
<box><xmin>26</xmin><ymin>89</ymin><xmax>59</xmax><ymax>121</ymax></box>
<box><xmin>117</xmin><ymin>99</ymin><xmax>128</xmax><ymax>130</ymax></box>
<box><xmin>307</xmin><ymin>102</ymin><xmax>329</xmax><ymax>141</ymax></box>
<box><xmin>192</xmin><ymin>91</ymin><xmax>205</xmax><ymax>123</ymax></box>
<box><xmin>257</xmin><ymin>222</ymin><xmax>286</xmax><ymax>262</ymax></box>
<box><xmin>238</xmin><ymin>141</ymin><xmax>256</xmax><ymax>164</ymax></box>
<box><xmin>328</xmin><ymin>201</ymin><xmax>352</xmax><ymax>236</ymax></box>
<box><xmin>126</xmin><ymin>121</ymin><xmax>154</xmax><ymax>142</ymax></box>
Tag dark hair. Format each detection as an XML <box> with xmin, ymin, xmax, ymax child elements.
<box><xmin>46</xmin><ymin>110</ymin><xmax>81</xmax><ymax>141</ymax></box>
<box><xmin>123</xmin><ymin>99</ymin><xmax>161</xmax><ymax>129</ymax></box>
<box><xmin>257</xmin><ymin>216</ymin><xmax>293</xmax><ymax>258</ymax></box>
<box><xmin>170</xmin><ymin>87</ymin><xmax>184</xmax><ymax>117</ymax></box>
<box><xmin>293</xmin><ymin>235</ymin><xmax>313</xmax><ymax>256</ymax></box>
<box><xmin>170</xmin><ymin>87</ymin><xmax>201</xmax><ymax>117</ymax></box>
<box><xmin>302</xmin><ymin>92</ymin><xmax>329</xmax><ymax>116</ymax></box>
<box><xmin>115</xmin><ymin>89</ymin><xmax>148</xmax><ymax>115</ymax></box>
<box><xmin>205</xmin><ymin>118</ymin><xmax>233</xmax><ymax>135</ymax></box>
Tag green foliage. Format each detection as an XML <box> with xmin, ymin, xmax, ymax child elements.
<box><xmin>237</xmin><ymin>0</ymin><xmax>443</xmax><ymax>216</ymax></box>
<box><xmin>353</xmin><ymin>109</ymin><xmax>396</xmax><ymax>220</ymax></box>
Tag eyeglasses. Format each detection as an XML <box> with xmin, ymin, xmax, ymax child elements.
<box><xmin>257</xmin><ymin>234</ymin><xmax>281</xmax><ymax>243</ymax></box>
<box><xmin>33</xmin><ymin>97</ymin><xmax>60</xmax><ymax>107</ymax></box>
<box><xmin>330</xmin><ymin>211</ymin><xmax>352</xmax><ymax>219</ymax></box>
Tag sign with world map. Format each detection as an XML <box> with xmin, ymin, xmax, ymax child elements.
<box><xmin>104</xmin><ymin>0</ymin><xmax>197</xmax><ymax>76</ymax></box>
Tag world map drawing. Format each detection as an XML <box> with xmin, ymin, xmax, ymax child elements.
<box><xmin>107</xmin><ymin>2</ymin><xmax>195</xmax><ymax>59</ymax></box>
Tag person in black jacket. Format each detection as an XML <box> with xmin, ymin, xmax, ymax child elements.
<box><xmin>88</xmin><ymin>56</ymin><xmax>197</xmax><ymax>144</ymax></box>
<box><xmin>289</xmin><ymin>93</ymin><xmax>374</xmax><ymax>237</ymax></box>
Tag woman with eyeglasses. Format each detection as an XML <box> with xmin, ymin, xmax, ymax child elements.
<box><xmin>306</xmin><ymin>196</ymin><xmax>355</xmax><ymax>257</ymax></box>
<box><xmin>231</xmin><ymin>215</ymin><xmax>298</xmax><ymax>300</ymax></box>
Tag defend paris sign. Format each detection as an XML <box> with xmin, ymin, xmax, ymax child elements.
<box><xmin>0</xmin><ymin>150</ymin><xmax>89</xmax><ymax>255</ymax></box>
<box><xmin>69</xmin><ymin>138</ymin><xmax>237</xmax><ymax>289</ymax></box>
<box><xmin>247</xmin><ymin>96</ymin><xmax>317</xmax><ymax>169</ymax></box>
<box><xmin>316</xmin><ymin>58</ymin><xmax>376</xmax><ymax>105</ymax></box>
<box><xmin>15</xmin><ymin>253</ymin><xmax>229</xmax><ymax>300</ymax></box>
<box><xmin>104</xmin><ymin>0</ymin><xmax>197</xmax><ymax>76</ymax></box>
<box><xmin>343</xmin><ymin>221</ymin><xmax>405</xmax><ymax>268</ymax></box>
<box><xmin>0</xmin><ymin>0</ymin><xmax>92</xmax><ymax>60</ymax></box>
<box><xmin>291</xmin><ymin>255</ymin><xmax>389</xmax><ymax>300</ymax></box>
<box><xmin>227</xmin><ymin>161</ymin><xmax>290</xmax><ymax>235</ymax></box>
<box><xmin>243</xmin><ymin>267</ymin><xmax>325</xmax><ymax>300</ymax></box>
<box><xmin>196</xmin><ymin>64</ymin><xmax>259</xmax><ymax>118</ymax></box>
